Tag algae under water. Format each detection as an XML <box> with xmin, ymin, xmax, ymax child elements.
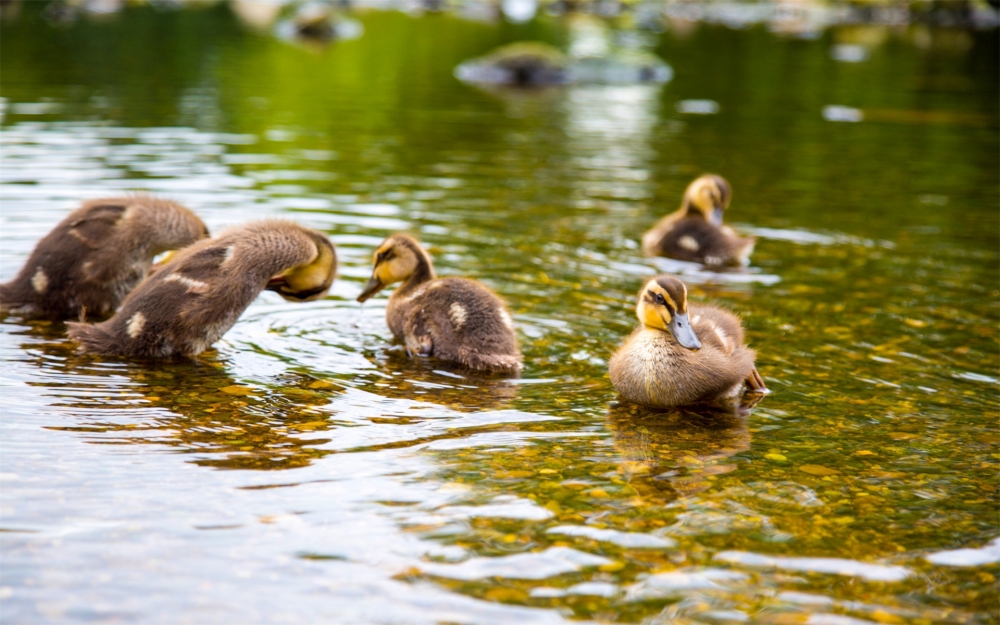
<box><xmin>0</xmin><ymin>4</ymin><xmax>997</xmax><ymax>624</ymax></box>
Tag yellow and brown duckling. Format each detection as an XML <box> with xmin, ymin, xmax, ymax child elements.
<box><xmin>609</xmin><ymin>275</ymin><xmax>767</xmax><ymax>408</ymax></box>
<box><xmin>642</xmin><ymin>174</ymin><xmax>756</xmax><ymax>267</ymax></box>
<box><xmin>0</xmin><ymin>195</ymin><xmax>209</xmax><ymax>320</ymax></box>
<box><xmin>67</xmin><ymin>220</ymin><xmax>336</xmax><ymax>359</ymax></box>
<box><xmin>356</xmin><ymin>233</ymin><xmax>522</xmax><ymax>373</ymax></box>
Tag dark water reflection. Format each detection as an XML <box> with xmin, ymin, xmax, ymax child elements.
<box><xmin>1</xmin><ymin>4</ymin><xmax>997</xmax><ymax>624</ymax></box>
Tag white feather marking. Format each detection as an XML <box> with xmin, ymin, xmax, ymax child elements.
<box><xmin>164</xmin><ymin>273</ymin><xmax>210</xmax><ymax>292</ymax></box>
<box><xmin>498</xmin><ymin>308</ymin><xmax>514</xmax><ymax>331</ymax></box>
<box><xmin>398</xmin><ymin>284</ymin><xmax>427</xmax><ymax>307</ymax></box>
<box><xmin>126</xmin><ymin>312</ymin><xmax>146</xmax><ymax>338</ymax></box>
<box><xmin>221</xmin><ymin>246</ymin><xmax>235</xmax><ymax>265</ymax></box>
<box><xmin>713</xmin><ymin>323</ymin><xmax>731</xmax><ymax>352</ymax></box>
<box><xmin>31</xmin><ymin>268</ymin><xmax>48</xmax><ymax>293</ymax></box>
<box><xmin>449</xmin><ymin>302</ymin><xmax>467</xmax><ymax>328</ymax></box>
<box><xmin>678</xmin><ymin>235</ymin><xmax>700</xmax><ymax>252</ymax></box>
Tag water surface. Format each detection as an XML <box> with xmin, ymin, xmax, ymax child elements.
<box><xmin>1</xmin><ymin>4</ymin><xmax>998</xmax><ymax>624</ymax></box>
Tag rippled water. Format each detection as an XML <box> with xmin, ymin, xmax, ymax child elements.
<box><xmin>1</xmin><ymin>5</ymin><xmax>998</xmax><ymax>624</ymax></box>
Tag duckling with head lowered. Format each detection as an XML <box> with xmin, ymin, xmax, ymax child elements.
<box><xmin>642</xmin><ymin>174</ymin><xmax>755</xmax><ymax>267</ymax></box>
<box><xmin>0</xmin><ymin>195</ymin><xmax>209</xmax><ymax>320</ymax></box>
<box><xmin>67</xmin><ymin>220</ymin><xmax>336</xmax><ymax>359</ymax></box>
<box><xmin>356</xmin><ymin>233</ymin><xmax>522</xmax><ymax>373</ymax></box>
<box><xmin>609</xmin><ymin>275</ymin><xmax>766</xmax><ymax>408</ymax></box>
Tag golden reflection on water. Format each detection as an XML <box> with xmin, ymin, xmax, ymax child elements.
<box><xmin>606</xmin><ymin>398</ymin><xmax>755</xmax><ymax>502</ymax></box>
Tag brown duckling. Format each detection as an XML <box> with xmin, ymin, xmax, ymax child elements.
<box><xmin>67</xmin><ymin>220</ymin><xmax>336</xmax><ymax>359</ymax></box>
<box><xmin>356</xmin><ymin>233</ymin><xmax>522</xmax><ymax>373</ymax></box>
<box><xmin>642</xmin><ymin>174</ymin><xmax>756</xmax><ymax>267</ymax></box>
<box><xmin>609</xmin><ymin>275</ymin><xmax>766</xmax><ymax>408</ymax></box>
<box><xmin>0</xmin><ymin>195</ymin><xmax>209</xmax><ymax>319</ymax></box>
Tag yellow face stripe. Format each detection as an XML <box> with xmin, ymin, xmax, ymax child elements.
<box><xmin>372</xmin><ymin>242</ymin><xmax>392</xmax><ymax>265</ymax></box>
<box><xmin>648</xmin><ymin>284</ymin><xmax>678</xmax><ymax>311</ymax></box>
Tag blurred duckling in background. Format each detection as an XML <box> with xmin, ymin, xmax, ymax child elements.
<box><xmin>0</xmin><ymin>196</ymin><xmax>208</xmax><ymax>320</ymax></box>
<box><xmin>642</xmin><ymin>174</ymin><xmax>756</xmax><ymax>267</ymax></box>
<box><xmin>272</xmin><ymin>1</ymin><xmax>363</xmax><ymax>46</ymax></box>
<box><xmin>610</xmin><ymin>275</ymin><xmax>766</xmax><ymax>408</ymax></box>
<box><xmin>356</xmin><ymin>233</ymin><xmax>522</xmax><ymax>373</ymax></box>
<box><xmin>455</xmin><ymin>42</ymin><xmax>569</xmax><ymax>87</ymax></box>
<box><xmin>67</xmin><ymin>220</ymin><xmax>336</xmax><ymax>359</ymax></box>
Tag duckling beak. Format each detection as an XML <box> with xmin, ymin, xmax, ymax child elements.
<box><xmin>668</xmin><ymin>312</ymin><xmax>701</xmax><ymax>350</ymax></box>
<box><xmin>265</xmin><ymin>275</ymin><xmax>288</xmax><ymax>292</ymax></box>
<box><xmin>356</xmin><ymin>276</ymin><xmax>385</xmax><ymax>303</ymax></box>
<box><xmin>710</xmin><ymin>207</ymin><xmax>724</xmax><ymax>227</ymax></box>
<box><xmin>151</xmin><ymin>250</ymin><xmax>178</xmax><ymax>272</ymax></box>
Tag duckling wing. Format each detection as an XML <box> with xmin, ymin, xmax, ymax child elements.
<box><xmin>641</xmin><ymin>211</ymin><xmax>684</xmax><ymax>255</ymax></box>
<box><xmin>1</xmin><ymin>202</ymin><xmax>132</xmax><ymax>317</ymax></box>
<box><xmin>99</xmin><ymin>243</ymin><xmax>258</xmax><ymax>357</ymax></box>
<box><xmin>655</xmin><ymin>218</ymin><xmax>727</xmax><ymax>263</ymax></box>
<box><xmin>689</xmin><ymin>304</ymin><xmax>746</xmax><ymax>355</ymax></box>
<box><xmin>67</xmin><ymin>202</ymin><xmax>129</xmax><ymax>248</ymax></box>
<box><xmin>407</xmin><ymin>278</ymin><xmax>521</xmax><ymax>372</ymax></box>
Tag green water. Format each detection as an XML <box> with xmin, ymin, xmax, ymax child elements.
<box><xmin>1</xmin><ymin>4</ymin><xmax>997</xmax><ymax>623</ymax></box>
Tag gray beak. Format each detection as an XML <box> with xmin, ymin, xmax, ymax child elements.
<box><xmin>710</xmin><ymin>207</ymin><xmax>724</xmax><ymax>227</ymax></box>
<box><xmin>356</xmin><ymin>276</ymin><xmax>384</xmax><ymax>303</ymax></box>
<box><xmin>668</xmin><ymin>311</ymin><xmax>701</xmax><ymax>350</ymax></box>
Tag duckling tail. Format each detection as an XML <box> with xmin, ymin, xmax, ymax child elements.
<box><xmin>66</xmin><ymin>321</ymin><xmax>116</xmax><ymax>355</ymax></box>
<box><xmin>460</xmin><ymin>350</ymin><xmax>523</xmax><ymax>374</ymax></box>
<box><xmin>0</xmin><ymin>282</ymin><xmax>28</xmax><ymax>312</ymax></box>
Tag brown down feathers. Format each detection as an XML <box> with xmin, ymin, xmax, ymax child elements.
<box><xmin>67</xmin><ymin>220</ymin><xmax>335</xmax><ymax>359</ymax></box>
<box><xmin>0</xmin><ymin>196</ymin><xmax>208</xmax><ymax>319</ymax></box>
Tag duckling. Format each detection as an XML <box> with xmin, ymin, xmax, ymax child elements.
<box><xmin>455</xmin><ymin>42</ymin><xmax>569</xmax><ymax>87</ymax></box>
<box><xmin>0</xmin><ymin>195</ymin><xmax>209</xmax><ymax>320</ymax></box>
<box><xmin>609</xmin><ymin>275</ymin><xmax>767</xmax><ymax>408</ymax></box>
<box><xmin>66</xmin><ymin>220</ymin><xmax>336</xmax><ymax>359</ymax></box>
<box><xmin>642</xmin><ymin>174</ymin><xmax>756</xmax><ymax>267</ymax></box>
<box><xmin>356</xmin><ymin>233</ymin><xmax>522</xmax><ymax>373</ymax></box>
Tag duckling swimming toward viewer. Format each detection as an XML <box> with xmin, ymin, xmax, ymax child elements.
<box><xmin>67</xmin><ymin>220</ymin><xmax>336</xmax><ymax>359</ymax></box>
<box><xmin>609</xmin><ymin>275</ymin><xmax>766</xmax><ymax>408</ymax></box>
<box><xmin>0</xmin><ymin>196</ymin><xmax>209</xmax><ymax>320</ymax></box>
<box><xmin>642</xmin><ymin>174</ymin><xmax>755</xmax><ymax>267</ymax></box>
<box><xmin>356</xmin><ymin>233</ymin><xmax>522</xmax><ymax>373</ymax></box>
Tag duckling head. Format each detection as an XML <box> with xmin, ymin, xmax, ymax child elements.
<box><xmin>636</xmin><ymin>275</ymin><xmax>701</xmax><ymax>350</ymax></box>
<box><xmin>265</xmin><ymin>231</ymin><xmax>337</xmax><ymax>302</ymax></box>
<box><xmin>681</xmin><ymin>174</ymin><xmax>731</xmax><ymax>226</ymax></box>
<box><xmin>356</xmin><ymin>233</ymin><xmax>432</xmax><ymax>302</ymax></box>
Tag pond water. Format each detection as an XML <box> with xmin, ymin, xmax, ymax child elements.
<box><xmin>1</xmin><ymin>4</ymin><xmax>998</xmax><ymax>624</ymax></box>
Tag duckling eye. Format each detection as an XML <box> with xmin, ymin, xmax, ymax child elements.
<box><xmin>655</xmin><ymin>293</ymin><xmax>666</xmax><ymax>306</ymax></box>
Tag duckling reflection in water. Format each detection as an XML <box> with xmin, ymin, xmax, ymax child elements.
<box><xmin>368</xmin><ymin>348</ymin><xmax>520</xmax><ymax>410</ymax></box>
<box><xmin>19</xmin><ymin>341</ymin><xmax>340</xmax><ymax>471</ymax></box>
<box><xmin>642</xmin><ymin>175</ymin><xmax>756</xmax><ymax>267</ymax></box>
<box><xmin>609</xmin><ymin>275</ymin><xmax>767</xmax><ymax>409</ymax></box>
<box><xmin>68</xmin><ymin>220</ymin><xmax>336</xmax><ymax>359</ymax></box>
<box><xmin>356</xmin><ymin>233</ymin><xmax>522</xmax><ymax>374</ymax></box>
<box><xmin>607</xmin><ymin>398</ymin><xmax>758</xmax><ymax>501</ymax></box>
<box><xmin>1</xmin><ymin>195</ymin><xmax>208</xmax><ymax>320</ymax></box>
